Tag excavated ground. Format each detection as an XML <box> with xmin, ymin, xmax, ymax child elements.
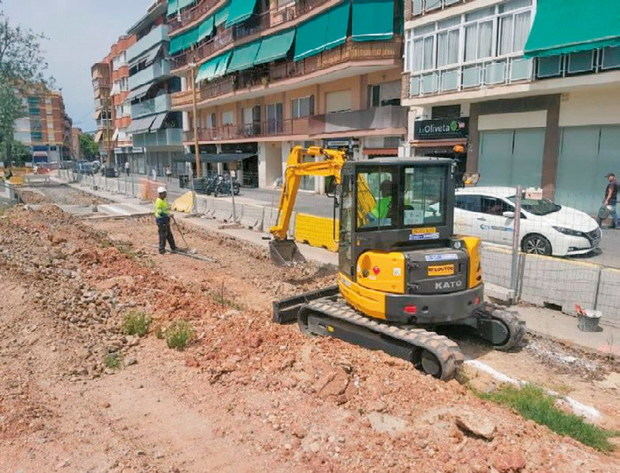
<box><xmin>0</xmin><ymin>204</ymin><xmax>618</xmax><ymax>473</ymax></box>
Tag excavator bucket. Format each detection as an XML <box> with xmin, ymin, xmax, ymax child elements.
<box><xmin>269</xmin><ymin>239</ymin><xmax>306</xmax><ymax>266</ymax></box>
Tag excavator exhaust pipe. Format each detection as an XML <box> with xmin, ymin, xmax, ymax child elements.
<box><xmin>269</xmin><ymin>239</ymin><xmax>306</xmax><ymax>266</ymax></box>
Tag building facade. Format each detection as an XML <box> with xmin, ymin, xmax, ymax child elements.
<box><xmin>92</xmin><ymin>34</ymin><xmax>137</xmax><ymax>165</ymax></box>
<box><xmin>402</xmin><ymin>0</ymin><xmax>620</xmax><ymax>213</ymax></box>
<box><xmin>126</xmin><ymin>0</ymin><xmax>184</xmax><ymax>176</ymax></box>
<box><xmin>13</xmin><ymin>90</ymin><xmax>73</xmax><ymax>164</ymax></box>
<box><xmin>168</xmin><ymin>0</ymin><xmax>406</xmax><ymax>191</ymax></box>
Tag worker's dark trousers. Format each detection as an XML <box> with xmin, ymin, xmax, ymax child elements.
<box><xmin>156</xmin><ymin>217</ymin><xmax>177</xmax><ymax>253</ymax></box>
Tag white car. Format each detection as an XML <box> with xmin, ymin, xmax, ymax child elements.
<box><xmin>454</xmin><ymin>187</ymin><xmax>601</xmax><ymax>256</ymax></box>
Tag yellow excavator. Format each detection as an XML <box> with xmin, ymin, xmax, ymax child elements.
<box><xmin>269</xmin><ymin>146</ymin><xmax>525</xmax><ymax>380</ymax></box>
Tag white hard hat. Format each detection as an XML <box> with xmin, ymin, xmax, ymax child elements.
<box><xmin>157</xmin><ymin>186</ymin><xmax>167</xmax><ymax>194</ymax></box>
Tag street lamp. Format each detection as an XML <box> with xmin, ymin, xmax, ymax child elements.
<box><xmin>189</xmin><ymin>60</ymin><xmax>201</xmax><ymax>179</ymax></box>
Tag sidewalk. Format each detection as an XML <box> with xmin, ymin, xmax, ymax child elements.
<box><xmin>55</xmin><ymin>173</ymin><xmax>619</xmax><ymax>357</ymax></box>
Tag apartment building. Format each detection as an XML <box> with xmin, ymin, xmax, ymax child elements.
<box><xmin>168</xmin><ymin>0</ymin><xmax>406</xmax><ymax>191</ymax></box>
<box><xmin>13</xmin><ymin>90</ymin><xmax>73</xmax><ymax>164</ymax></box>
<box><xmin>92</xmin><ymin>34</ymin><xmax>136</xmax><ymax>165</ymax></box>
<box><xmin>126</xmin><ymin>0</ymin><xmax>184</xmax><ymax>176</ymax></box>
<box><xmin>91</xmin><ymin>59</ymin><xmax>114</xmax><ymax>160</ymax></box>
<box><xmin>402</xmin><ymin>0</ymin><xmax>620</xmax><ymax>213</ymax></box>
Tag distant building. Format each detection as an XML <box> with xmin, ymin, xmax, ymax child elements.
<box><xmin>91</xmin><ymin>34</ymin><xmax>137</xmax><ymax>165</ymax></box>
<box><xmin>402</xmin><ymin>0</ymin><xmax>620</xmax><ymax>213</ymax></box>
<box><xmin>125</xmin><ymin>0</ymin><xmax>184</xmax><ymax>176</ymax></box>
<box><xmin>71</xmin><ymin>127</ymin><xmax>82</xmax><ymax>160</ymax></box>
<box><xmin>13</xmin><ymin>90</ymin><xmax>73</xmax><ymax>164</ymax></box>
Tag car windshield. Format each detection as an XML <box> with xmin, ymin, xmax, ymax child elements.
<box><xmin>508</xmin><ymin>196</ymin><xmax>561</xmax><ymax>216</ymax></box>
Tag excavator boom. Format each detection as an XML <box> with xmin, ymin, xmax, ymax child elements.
<box><xmin>269</xmin><ymin>146</ymin><xmax>346</xmax><ymax>265</ymax></box>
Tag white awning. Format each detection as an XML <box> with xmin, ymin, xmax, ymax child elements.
<box><xmin>149</xmin><ymin>112</ymin><xmax>168</xmax><ymax>131</ymax></box>
<box><xmin>126</xmin><ymin>116</ymin><xmax>156</xmax><ymax>134</ymax></box>
<box><xmin>94</xmin><ymin>130</ymin><xmax>104</xmax><ymax>143</ymax></box>
<box><xmin>112</xmin><ymin>128</ymin><xmax>119</xmax><ymax>141</ymax></box>
<box><xmin>129</xmin><ymin>45</ymin><xmax>163</xmax><ymax>69</ymax></box>
<box><xmin>127</xmin><ymin>82</ymin><xmax>155</xmax><ymax>101</ymax></box>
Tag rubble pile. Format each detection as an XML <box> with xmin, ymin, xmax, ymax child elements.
<box><xmin>0</xmin><ymin>205</ymin><xmax>616</xmax><ymax>473</ymax></box>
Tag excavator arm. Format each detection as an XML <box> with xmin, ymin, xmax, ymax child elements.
<box><xmin>268</xmin><ymin>146</ymin><xmax>346</xmax><ymax>265</ymax></box>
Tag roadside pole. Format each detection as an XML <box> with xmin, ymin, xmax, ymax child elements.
<box><xmin>510</xmin><ymin>185</ymin><xmax>522</xmax><ymax>302</ymax></box>
<box><xmin>190</xmin><ymin>57</ymin><xmax>200</xmax><ymax>214</ymax></box>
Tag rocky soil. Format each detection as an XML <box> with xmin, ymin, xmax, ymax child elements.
<box><xmin>0</xmin><ymin>204</ymin><xmax>618</xmax><ymax>473</ymax></box>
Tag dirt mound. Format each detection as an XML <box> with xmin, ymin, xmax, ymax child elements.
<box><xmin>0</xmin><ymin>205</ymin><xmax>617</xmax><ymax>473</ymax></box>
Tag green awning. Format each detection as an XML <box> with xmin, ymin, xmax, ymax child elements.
<box><xmin>197</xmin><ymin>16</ymin><xmax>215</xmax><ymax>43</ymax></box>
<box><xmin>215</xmin><ymin>5</ymin><xmax>229</xmax><ymax>27</ymax></box>
<box><xmin>226</xmin><ymin>0</ymin><xmax>258</xmax><ymax>28</ymax></box>
<box><xmin>524</xmin><ymin>0</ymin><xmax>620</xmax><ymax>58</ymax></box>
<box><xmin>294</xmin><ymin>2</ymin><xmax>351</xmax><ymax>61</ymax></box>
<box><xmin>226</xmin><ymin>40</ymin><xmax>260</xmax><ymax>73</ymax></box>
<box><xmin>254</xmin><ymin>29</ymin><xmax>295</xmax><ymax>66</ymax></box>
<box><xmin>167</xmin><ymin>0</ymin><xmax>179</xmax><ymax>17</ymax></box>
<box><xmin>178</xmin><ymin>0</ymin><xmax>194</xmax><ymax>10</ymax></box>
<box><xmin>196</xmin><ymin>56</ymin><xmax>220</xmax><ymax>82</ymax></box>
<box><xmin>169</xmin><ymin>27</ymin><xmax>199</xmax><ymax>55</ymax></box>
<box><xmin>213</xmin><ymin>51</ymin><xmax>232</xmax><ymax>78</ymax></box>
<box><xmin>352</xmin><ymin>0</ymin><xmax>394</xmax><ymax>42</ymax></box>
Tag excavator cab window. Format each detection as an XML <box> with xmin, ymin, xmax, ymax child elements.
<box><xmin>356</xmin><ymin>169</ymin><xmax>397</xmax><ymax>230</ymax></box>
<box><xmin>402</xmin><ymin>165</ymin><xmax>447</xmax><ymax>228</ymax></box>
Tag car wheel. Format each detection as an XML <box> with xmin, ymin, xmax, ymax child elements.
<box><xmin>521</xmin><ymin>234</ymin><xmax>552</xmax><ymax>255</ymax></box>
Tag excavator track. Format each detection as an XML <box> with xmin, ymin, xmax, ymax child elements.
<box><xmin>471</xmin><ymin>303</ymin><xmax>526</xmax><ymax>351</ymax></box>
<box><xmin>301</xmin><ymin>298</ymin><xmax>464</xmax><ymax>380</ymax></box>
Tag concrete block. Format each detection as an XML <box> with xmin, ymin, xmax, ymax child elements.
<box><xmin>519</xmin><ymin>253</ymin><xmax>600</xmax><ymax>313</ymax></box>
<box><xmin>596</xmin><ymin>268</ymin><xmax>620</xmax><ymax>327</ymax></box>
<box><xmin>262</xmin><ymin>206</ymin><xmax>280</xmax><ymax>231</ymax></box>
<box><xmin>238</xmin><ymin>204</ymin><xmax>264</xmax><ymax>229</ymax></box>
<box><xmin>212</xmin><ymin>199</ymin><xmax>233</xmax><ymax>222</ymax></box>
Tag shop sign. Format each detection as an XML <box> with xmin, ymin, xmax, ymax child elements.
<box><xmin>414</xmin><ymin>118</ymin><xmax>469</xmax><ymax>140</ymax></box>
<box><xmin>132</xmin><ymin>147</ymin><xmax>145</xmax><ymax>154</ymax></box>
<box><xmin>323</xmin><ymin>138</ymin><xmax>360</xmax><ymax>149</ymax></box>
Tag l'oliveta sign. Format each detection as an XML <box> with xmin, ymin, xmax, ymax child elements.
<box><xmin>414</xmin><ymin>117</ymin><xmax>469</xmax><ymax>140</ymax></box>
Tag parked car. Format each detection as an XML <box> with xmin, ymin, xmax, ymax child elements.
<box><xmin>454</xmin><ymin>187</ymin><xmax>601</xmax><ymax>256</ymax></box>
<box><xmin>101</xmin><ymin>166</ymin><xmax>118</xmax><ymax>178</ymax></box>
<box><xmin>74</xmin><ymin>161</ymin><xmax>95</xmax><ymax>175</ymax></box>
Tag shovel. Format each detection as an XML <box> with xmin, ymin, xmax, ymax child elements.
<box><xmin>171</xmin><ymin>216</ymin><xmax>197</xmax><ymax>255</ymax></box>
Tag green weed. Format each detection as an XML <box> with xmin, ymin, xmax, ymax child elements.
<box><xmin>104</xmin><ymin>352</ymin><xmax>122</xmax><ymax>369</ymax></box>
<box><xmin>122</xmin><ymin>311</ymin><xmax>152</xmax><ymax>337</ymax></box>
<box><xmin>164</xmin><ymin>320</ymin><xmax>195</xmax><ymax>351</ymax></box>
<box><xmin>480</xmin><ymin>384</ymin><xmax>617</xmax><ymax>451</ymax></box>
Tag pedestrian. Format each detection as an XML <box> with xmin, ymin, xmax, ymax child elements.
<box><xmin>597</xmin><ymin>173</ymin><xmax>618</xmax><ymax>229</ymax></box>
<box><xmin>165</xmin><ymin>165</ymin><xmax>172</xmax><ymax>180</ymax></box>
<box><xmin>125</xmin><ymin>161</ymin><xmax>130</xmax><ymax>176</ymax></box>
<box><xmin>154</xmin><ymin>186</ymin><xmax>177</xmax><ymax>254</ymax></box>
<box><xmin>151</xmin><ymin>168</ymin><xmax>157</xmax><ymax>180</ymax></box>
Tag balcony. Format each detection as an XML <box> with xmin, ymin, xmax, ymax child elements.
<box><xmin>132</xmin><ymin>128</ymin><xmax>184</xmax><ymax>147</ymax></box>
<box><xmin>185</xmin><ymin>105</ymin><xmax>407</xmax><ymax>142</ymax></box>
<box><xmin>172</xmin><ymin>38</ymin><xmax>402</xmax><ymax>109</ymax></box>
<box><xmin>168</xmin><ymin>0</ymin><xmax>221</xmax><ymax>32</ymax></box>
<box><xmin>411</xmin><ymin>0</ymin><xmax>464</xmax><ymax>17</ymax></box>
<box><xmin>127</xmin><ymin>25</ymin><xmax>169</xmax><ymax>62</ymax></box>
<box><xmin>171</xmin><ymin>0</ymin><xmax>334</xmax><ymax>70</ymax></box>
<box><xmin>128</xmin><ymin>60</ymin><xmax>171</xmax><ymax>90</ymax></box>
<box><xmin>407</xmin><ymin>47</ymin><xmax>620</xmax><ymax>98</ymax></box>
<box><xmin>131</xmin><ymin>94</ymin><xmax>172</xmax><ymax>119</ymax></box>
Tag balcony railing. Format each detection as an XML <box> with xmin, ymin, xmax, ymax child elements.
<box><xmin>172</xmin><ymin>38</ymin><xmax>402</xmax><ymax>108</ymax></box>
<box><xmin>168</xmin><ymin>0</ymin><xmax>220</xmax><ymax>32</ymax></box>
<box><xmin>407</xmin><ymin>47</ymin><xmax>620</xmax><ymax>97</ymax></box>
<box><xmin>132</xmin><ymin>128</ymin><xmax>184</xmax><ymax>147</ymax></box>
<box><xmin>131</xmin><ymin>94</ymin><xmax>172</xmax><ymax>119</ymax></box>
<box><xmin>184</xmin><ymin>106</ymin><xmax>407</xmax><ymax>142</ymax></box>
<box><xmin>171</xmin><ymin>0</ymin><xmax>334</xmax><ymax>69</ymax></box>
<box><xmin>128</xmin><ymin>60</ymin><xmax>171</xmax><ymax>90</ymax></box>
<box><xmin>411</xmin><ymin>0</ymin><xmax>465</xmax><ymax>17</ymax></box>
<box><xmin>127</xmin><ymin>25</ymin><xmax>169</xmax><ymax>62</ymax></box>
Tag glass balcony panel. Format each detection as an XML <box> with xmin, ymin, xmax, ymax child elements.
<box><xmin>462</xmin><ymin>65</ymin><xmax>481</xmax><ymax>87</ymax></box>
<box><xmin>567</xmin><ymin>50</ymin><xmax>594</xmax><ymax>74</ymax></box>
<box><xmin>440</xmin><ymin>69</ymin><xmax>459</xmax><ymax>91</ymax></box>
<box><xmin>602</xmin><ymin>46</ymin><xmax>620</xmax><ymax>70</ymax></box>
<box><xmin>510</xmin><ymin>57</ymin><xmax>532</xmax><ymax>81</ymax></box>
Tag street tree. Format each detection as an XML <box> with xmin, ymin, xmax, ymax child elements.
<box><xmin>79</xmin><ymin>133</ymin><xmax>99</xmax><ymax>161</ymax></box>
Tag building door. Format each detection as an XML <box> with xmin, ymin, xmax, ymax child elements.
<box><xmin>478</xmin><ymin>128</ymin><xmax>544</xmax><ymax>188</ymax></box>
<box><xmin>555</xmin><ymin>126</ymin><xmax>620</xmax><ymax>213</ymax></box>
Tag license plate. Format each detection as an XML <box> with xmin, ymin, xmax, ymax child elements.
<box><xmin>428</xmin><ymin>264</ymin><xmax>455</xmax><ymax>276</ymax></box>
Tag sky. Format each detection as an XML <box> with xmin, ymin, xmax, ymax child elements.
<box><xmin>3</xmin><ymin>0</ymin><xmax>154</xmax><ymax>131</ymax></box>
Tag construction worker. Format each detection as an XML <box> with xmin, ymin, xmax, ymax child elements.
<box><xmin>154</xmin><ymin>186</ymin><xmax>177</xmax><ymax>254</ymax></box>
